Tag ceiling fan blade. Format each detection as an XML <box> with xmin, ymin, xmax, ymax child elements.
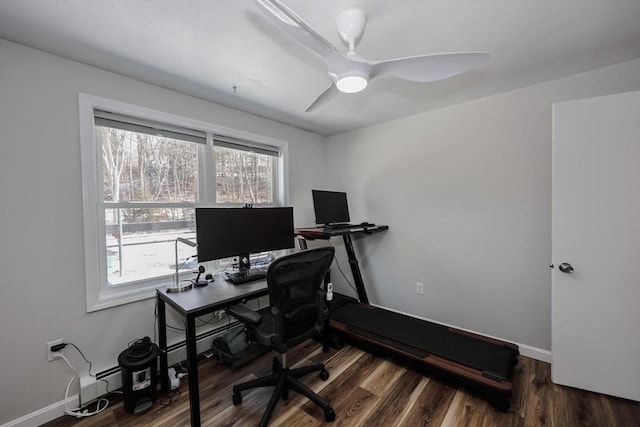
<box><xmin>254</xmin><ymin>0</ymin><xmax>344</xmax><ymax>64</ymax></box>
<box><xmin>305</xmin><ymin>84</ymin><xmax>339</xmax><ymax>112</ymax></box>
<box><xmin>371</xmin><ymin>52</ymin><xmax>490</xmax><ymax>82</ymax></box>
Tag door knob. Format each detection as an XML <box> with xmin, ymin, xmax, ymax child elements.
<box><xmin>559</xmin><ymin>262</ymin><xmax>574</xmax><ymax>273</ymax></box>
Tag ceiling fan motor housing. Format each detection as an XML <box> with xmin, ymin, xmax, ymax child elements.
<box><xmin>336</xmin><ymin>7</ymin><xmax>366</xmax><ymax>47</ymax></box>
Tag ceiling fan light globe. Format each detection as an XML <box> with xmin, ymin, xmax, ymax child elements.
<box><xmin>336</xmin><ymin>73</ymin><xmax>368</xmax><ymax>93</ymax></box>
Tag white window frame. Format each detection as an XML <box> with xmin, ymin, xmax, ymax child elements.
<box><xmin>79</xmin><ymin>94</ymin><xmax>289</xmax><ymax>312</ymax></box>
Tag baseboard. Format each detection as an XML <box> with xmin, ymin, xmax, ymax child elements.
<box><xmin>0</xmin><ymin>395</ymin><xmax>79</xmax><ymax>427</ymax></box>
<box><xmin>517</xmin><ymin>343</ymin><xmax>551</xmax><ymax>363</ymax></box>
<box><xmin>369</xmin><ymin>303</ymin><xmax>552</xmax><ymax>363</ymax></box>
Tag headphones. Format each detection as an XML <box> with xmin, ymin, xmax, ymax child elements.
<box><xmin>127</xmin><ymin>336</ymin><xmax>154</xmax><ymax>359</ymax></box>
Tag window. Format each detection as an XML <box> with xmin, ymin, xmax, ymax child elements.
<box><xmin>213</xmin><ymin>136</ymin><xmax>279</xmax><ymax>204</ymax></box>
<box><xmin>80</xmin><ymin>94</ymin><xmax>288</xmax><ymax>311</ymax></box>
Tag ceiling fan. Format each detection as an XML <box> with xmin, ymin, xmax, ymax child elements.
<box><xmin>254</xmin><ymin>0</ymin><xmax>490</xmax><ymax>112</ymax></box>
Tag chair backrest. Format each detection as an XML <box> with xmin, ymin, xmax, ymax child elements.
<box><xmin>266</xmin><ymin>247</ymin><xmax>335</xmax><ymax>351</ymax></box>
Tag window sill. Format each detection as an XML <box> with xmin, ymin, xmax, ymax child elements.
<box><xmin>87</xmin><ymin>277</ymin><xmax>174</xmax><ymax>312</ymax></box>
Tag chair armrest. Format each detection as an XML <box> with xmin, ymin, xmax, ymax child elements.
<box><xmin>226</xmin><ymin>304</ymin><xmax>263</xmax><ymax>326</ymax></box>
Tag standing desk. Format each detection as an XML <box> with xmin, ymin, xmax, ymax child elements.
<box><xmin>157</xmin><ymin>278</ymin><xmax>269</xmax><ymax>426</ymax></box>
<box><xmin>295</xmin><ymin>224</ymin><xmax>389</xmax><ymax>303</ymax></box>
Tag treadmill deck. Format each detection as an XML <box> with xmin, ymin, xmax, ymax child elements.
<box><xmin>330</xmin><ymin>302</ymin><xmax>519</xmax><ymax>404</ymax></box>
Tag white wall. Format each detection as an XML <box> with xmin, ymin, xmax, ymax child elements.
<box><xmin>0</xmin><ymin>40</ymin><xmax>326</xmax><ymax>424</ymax></box>
<box><xmin>326</xmin><ymin>58</ymin><xmax>640</xmax><ymax>353</ymax></box>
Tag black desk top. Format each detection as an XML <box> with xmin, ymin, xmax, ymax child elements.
<box><xmin>295</xmin><ymin>224</ymin><xmax>389</xmax><ymax>239</ymax></box>
<box><xmin>157</xmin><ymin>277</ymin><xmax>268</xmax><ymax>316</ymax></box>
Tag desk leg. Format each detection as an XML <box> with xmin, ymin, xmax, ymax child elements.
<box><xmin>186</xmin><ymin>314</ymin><xmax>201</xmax><ymax>426</ymax></box>
<box><xmin>342</xmin><ymin>233</ymin><xmax>369</xmax><ymax>304</ymax></box>
<box><xmin>157</xmin><ymin>296</ymin><xmax>169</xmax><ymax>393</ymax></box>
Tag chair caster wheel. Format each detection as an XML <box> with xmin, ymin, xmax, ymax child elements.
<box><xmin>324</xmin><ymin>407</ymin><xmax>336</xmax><ymax>422</ymax></box>
<box><xmin>319</xmin><ymin>369</ymin><xmax>330</xmax><ymax>381</ymax></box>
<box><xmin>232</xmin><ymin>392</ymin><xmax>243</xmax><ymax>405</ymax></box>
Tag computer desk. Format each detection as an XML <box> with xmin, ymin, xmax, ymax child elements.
<box><xmin>156</xmin><ymin>277</ymin><xmax>269</xmax><ymax>427</ymax></box>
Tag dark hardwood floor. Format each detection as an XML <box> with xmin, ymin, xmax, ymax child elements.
<box><xmin>43</xmin><ymin>340</ymin><xmax>640</xmax><ymax>426</ymax></box>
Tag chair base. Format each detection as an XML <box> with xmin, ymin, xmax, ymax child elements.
<box><xmin>232</xmin><ymin>356</ymin><xmax>335</xmax><ymax>426</ymax></box>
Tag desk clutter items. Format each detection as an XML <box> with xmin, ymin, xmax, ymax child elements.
<box><xmin>118</xmin><ymin>337</ymin><xmax>158</xmax><ymax>415</ymax></box>
<box><xmin>193</xmin><ymin>265</ymin><xmax>209</xmax><ymax>287</ymax></box>
<box><xmin>166</xmin><ymin>280</ymin><xmax>193</xmax><ymax>293</ymax></box>
<box><xmin>166</xmin><ymin>265</ymin><xmax>213</xmax><ymax>292</ymax></box>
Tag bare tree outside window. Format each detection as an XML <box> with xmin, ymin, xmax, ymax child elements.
<box><xmin>101</xmin><ymin>128</ymin><xmax>198</xmax><ymax>205</ymax></box>
<box><xmin>215</xmin><ymin>146</ymin><xmax>274</xmax><ymax>204</ymax></box>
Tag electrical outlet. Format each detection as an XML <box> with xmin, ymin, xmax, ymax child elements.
<box><xmin>416</xmin><ymin>282</ymin><xmax>424</xmax><ymax>295</ymax></box>
<box><xmin>47</xmin><ymin>338</ymin><xmax>63</xmax><ymax>361</ymax></box>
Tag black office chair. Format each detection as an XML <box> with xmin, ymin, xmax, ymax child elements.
<box><xmin>226</xmin><ymin>247</ymin><xmax>336</xmax><ymax>426</ymax></box>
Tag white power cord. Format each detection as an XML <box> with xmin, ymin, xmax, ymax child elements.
<box><xmin>168</xmin><ymin>367</ymin><xmax>181</xmax><ymax>390</ymax></box>
<box><xmin>59</xmin><ymin>353</ymin><xmax>109</xmax><ymax>418</ymax></box>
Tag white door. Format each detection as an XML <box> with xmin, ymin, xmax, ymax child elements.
<box><xmin>551</xmin><ymin>91</ymin><xmax>640</xmax><ymax>401</ymax></box>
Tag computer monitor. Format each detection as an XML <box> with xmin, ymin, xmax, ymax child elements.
<box><xmin>195</xmin><ymin>207</ymin><xmax>294</xmax><ymax>270</ymax></box>
<box><xmin>312</xmin><ymin>190</ymin><xmax>350</xmax><ymax>225</ymax></box>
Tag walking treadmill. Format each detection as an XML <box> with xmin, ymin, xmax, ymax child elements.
<box><xmin>295</xmin><ymin>225</ymin><xmax>519</xmax><ymax>411</ymax></box>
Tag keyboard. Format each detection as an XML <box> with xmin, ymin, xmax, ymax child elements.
<box><xmin>225</xmin><ymin>268</ymin><xmax>268</xmax><ymax>284</ymax></box>
<box><xmin>323</xmin><ymin>223</ymin><xmax>354</xmax><ymax>230</ymax></box>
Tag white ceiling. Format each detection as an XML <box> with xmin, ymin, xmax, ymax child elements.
<box><xmin>1</xmin><ymin>0</ymin><xmax>639</xmax><ymax>136</ymax></box>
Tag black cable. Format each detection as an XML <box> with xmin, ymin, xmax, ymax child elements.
<box><xmin>66</xmin><ymin>343</ymin><xmax>95</xmax><ymax>375</ymax></box>
<box><xmin>153</xmin><ymin>297</ymin><xmax>158</xmax><ymax>344</ymax></box>
<box><xmin>196</xmin><ymin>313</ymin><xmax>218</xmax><ymax>325</ymax></box>
<box><xmin>165</xmin><ymin>324</ymin><xmax>185</xmax><ymax>332</ymax></box>
<box><xmin>213</xmin><ymin>260</ymin><xmax>233</xmax><ymax>279</ymax></box>
<box><xmin>327</xmin><ymin>241</ymin><xmax>358</xmax><ymax>294</ymax></box>
<box><xmin>154</xmin><ymin>294</ymin><xmax>186</xmax><ymax>332</ymax></box>
<box><xmin>226</xmin><ymin>312</ymin><xmax>233</xmax><ymax>332</ymax></box>
<box><xmin>126</xmin><ymin>337</ymin><xmax>155</xmax><ymax>361</ymax></box>
<box><xmin>66</xmin><ymin>342</ymin><xmax>119</xmax><ymax>395</ymax></box>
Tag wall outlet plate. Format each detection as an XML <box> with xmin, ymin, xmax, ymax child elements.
<box><xmin>47</xmin><ymin>338</ymin><xmax>63</xmax><ymax>361</ymax></box>
<box><xmin>416</xmin><ymin>282</ymin><xmax>424</xmax><ymax>295</ymax></box>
